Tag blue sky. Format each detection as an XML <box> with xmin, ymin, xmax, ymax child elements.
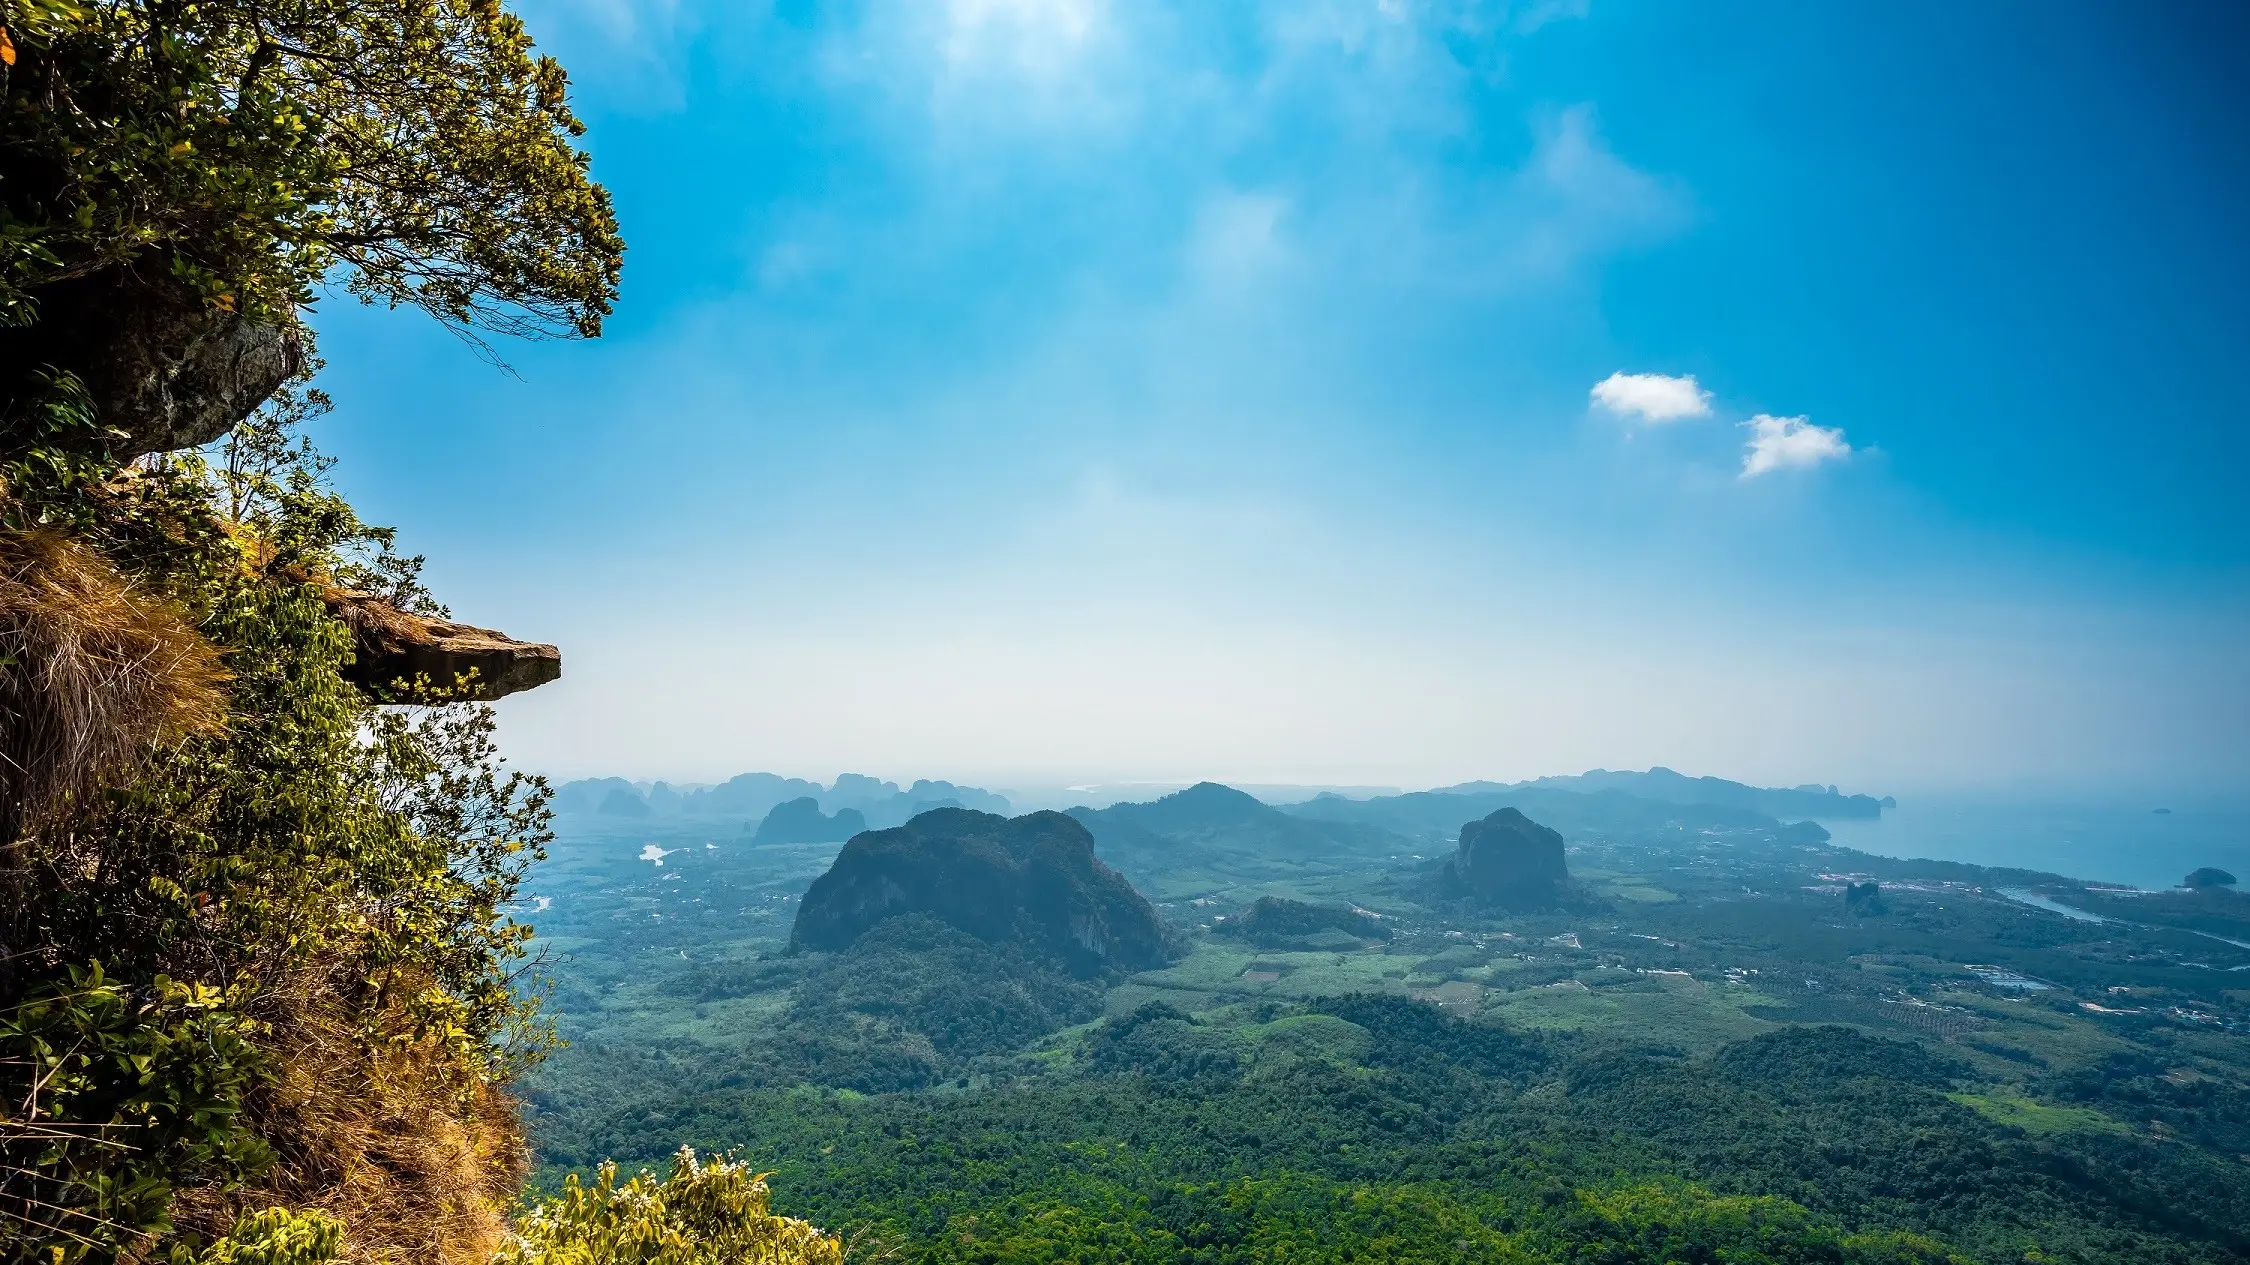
<box><xmin>310</xmin><ymin>0</ymin><xmax>2247</xmax><ymax>794</ymax></box>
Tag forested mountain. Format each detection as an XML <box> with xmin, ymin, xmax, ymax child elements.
<box><xmin>1069</xmin><ymin>781</ymin><xmax>1410</xmax><ymax>883</ymax></box>
<box><xmin>1213</xmin><ymin>896</ymin><xmax>1392</xmax><ymax>949</ymax></box>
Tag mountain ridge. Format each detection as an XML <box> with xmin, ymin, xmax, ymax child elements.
<box><xmin>1068</xmin><ymin>781</ymin><xmax>1408</xmax><ymax>877</ymax></box>
<box><xmin>1286</xmin><ymin>784</ymin><xmax>1813</xmax><ymax>843</ymax></box>
<box><xmin>1443</xmin><ymin>767</ymin><xmax>1890</xmax><ymax>820</ymax></box>
<box><xmin>553</xmin><ymin>771</ymin><xmax>1011</xmax><ymax>829</ymax></box>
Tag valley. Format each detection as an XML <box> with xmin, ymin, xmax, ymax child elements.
<box><xmin>519</xmin><ymin>773</ymin><xmax>2250</xmax><ymax>1263</ymax></box>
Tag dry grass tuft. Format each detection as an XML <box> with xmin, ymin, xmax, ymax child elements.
<box><xmin>0</xmin><ymin>527</ymin><xmax>228</xmax><ymax>840</ymax></box>
<box><xmin>174</xmin><ymin>972</ymin><xmax>529</xmax><ymax>1265</ymax></box>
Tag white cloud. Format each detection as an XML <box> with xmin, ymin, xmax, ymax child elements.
<box><xmin>1589</xmin><ymin>371</ymin><xmax>1711</xmax><ymax>423</ymax></box>
<box><xmin>1740</xmin><ymin>414</ymin><xmax>1851</xmax><ymax>477</ymax></box>
<box><xmin>942</xmin><ymin>0</ymin><xmax>1106</xmax><ymax>78</ymax></box>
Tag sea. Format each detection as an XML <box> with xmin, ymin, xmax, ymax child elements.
<box><xmin>1821</xmin><ymin>795</ymin><xmax>2250</xmax><ymax>891</ymax></box>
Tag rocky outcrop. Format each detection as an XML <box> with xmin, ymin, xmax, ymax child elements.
<box><xmin>754</xmin><ymin>798</ymin><xmax>868</xmax><ymax>845</ymax></box>
<box><xmin>324</xmin><ymin>589</ymin><xmax>560</xmax><ymax>701</ymax></box>
<box><xmin>1433</xmin><ymin>807</ymin><xmax>1568</xmax><ymax>909</ymax></box>
<box><xmin>1</xmin><ymin>267</ymin><xmax>303</xmax><ymax>458</ymax></box>
<box><xmin>790</xmin><ymin>808</ymin><xmax>1176</xmax><ymax>977</ymax></box>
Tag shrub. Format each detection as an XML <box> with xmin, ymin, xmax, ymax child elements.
<box><xmin>500</xmin><ymin>1150</ymin><xmax>842</xmax><ymax>1265</ymax></box>
<box><xmin>188</xmin><ymin>1208</ymin><xmax>346</xmax><ymax>1265</ymax></box>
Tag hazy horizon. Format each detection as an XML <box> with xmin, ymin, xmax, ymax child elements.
<box><xmin>540</xmin><ymin>766</ymin><xmax>2250</xmax><ymax>894</ymax></box>
<box><xmin>532</xmin><ymin>764</ymin><xmax>2248</xmax><ymax>812</ymax></box>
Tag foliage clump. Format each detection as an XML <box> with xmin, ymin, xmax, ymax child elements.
<box><xmin>499</xmin><ymin>1150</ymin><xmax>841</xmax><ymax>1265</ymax></box>
<box><xmin>1081</xmin><ymin>1002</ymin><xmax>1240</xmax><ymax>1085</ymax></box>
<box><xmin>1213</xmin><ymin>896</ymin><xmax>1389</xmax><ymax>950</ymax></box>
<box><xmin>0</xmin><ymin>0</ymin><xmax>622</xmax><ymax>335</ymax></box>
<box><xmin>0</xmin><ymin>0</ymin><xmax>647</xmax><ymax>1257</ymax></box>
<box><xmin>0</xmin><ymin>382</ymin><xmax>556</xmax><ymax>1258</ymax></box>
<box><xmin>189</xmin><ymin>1207</ymin><xmax>347</xmax><ymax>1265</ymax></box>
<box><xmin>778</xmin><ymin>914</ymin><xmax>1104</xmax><ymax>1087</ymax></box>
<box><xmin>883</xmin><ymin>1173</ymin><xmax>1973</xmax><ymax>1264</ymax></box>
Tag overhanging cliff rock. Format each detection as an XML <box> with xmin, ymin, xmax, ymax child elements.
<box><xmin>324</xmin><ymin>589</ymin><xmax>561</xmax><ymax>702</ymax></box>
<box><xmin>1</xmin><ymin>268</ymin><xmax>303</xmax><ymax>459</ymax></box>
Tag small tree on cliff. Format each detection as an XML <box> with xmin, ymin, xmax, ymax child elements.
<box><xmin>0</xmin><ymin>0</ymin><xmax>625</xmax><ymax>456</ymax></box>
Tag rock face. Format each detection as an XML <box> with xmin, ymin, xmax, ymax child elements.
<box><xmin>325</xmin><ymin>588</ymin><xmax>560</xmax><ymax>701</ymax></box>
<box><xmin>754</xmin><ymin>797</ymin><xmax>868</xmax><ymax>845</ymax></box>
<box><xmin>1</xmin><ymin>267</ymin><xmax>303</xmax><ymax>459</ymax></box>
<box><xmin>791</xmin><ymin>808</ymin><xmax>1176</xmax><ymax>977</ymax></box>
<box><xmin>1435</xmin><ymin>807</ymin><xmax>1568</xmax><ymax>908</ymax></box>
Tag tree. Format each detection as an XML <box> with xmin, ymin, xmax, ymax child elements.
<box><xmin>0</xmin><ymin>0</ymin><xmax>624</xmax><ymax>455</ymax></box>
